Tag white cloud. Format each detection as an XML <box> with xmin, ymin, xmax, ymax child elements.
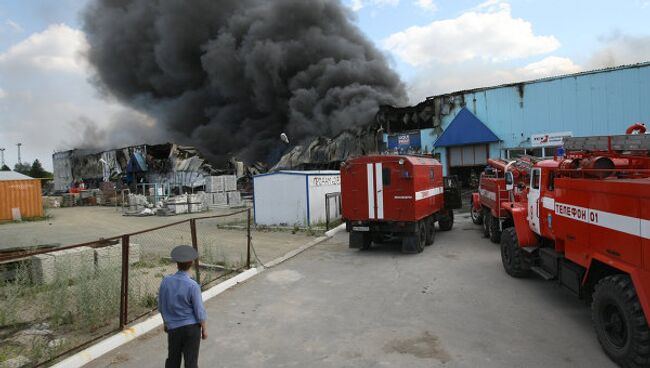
<box><xmin>518</xmin><ymin>56</ymin><xmax>582</xmax><ymax>77</ymax></box>
<box><xmin>414</xmin><ymin>0</ymin><xmax>437</xmax><ymax>12</ymax></box>
<box><xmin>0</xmin><ymin>23</ymin><xmax>87</xmax><ymax>73</ymax></box>
<box><xmin>349</xmin><ymin>0</ymin><xmax>400</xmax><ymax>11</ymax></box>
<box><xmin>5</xmin><ymin>20</ymin><xmax>23</xmax><ymax>33</ymax></box>
<box><xmin>0</xmin><ymin>24</ymin><xmax>150</xmax><ymax>170</ymax></box>
<box><xmin>472</xmin><ymin>0</ymin><xmax>509</xmax><ymax>12</ymax></box>
<box><xmin>384</xmin><ymin>2</ymin><xmax>559</xmax><ymax>66</ymax></box>
<box><xmin>406</xmin><ymin>56</ymin><xmax>583</xmax><ymax>102</ymax></box>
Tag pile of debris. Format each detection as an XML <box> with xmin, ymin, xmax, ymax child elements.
<box><xmin>52</xmin><ymin>143</ymin><xmax>224</xmax><ymax>193</ymax></box>
<box><xmin>122</xmin><ymin>175</ymin><xmax>243</xmax><ymax>216</ymax></box>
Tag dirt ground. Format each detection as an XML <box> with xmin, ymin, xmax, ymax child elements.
<box><xmin>0</xmin><ymin>207</ymin><xmax>318</xmax><ymax>264</ymax></box>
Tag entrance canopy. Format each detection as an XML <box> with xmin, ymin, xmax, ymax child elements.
<box><xmin>434</xmin><ymin>108</ymin><xmax>499</xmax><ymax>147</ymax></box>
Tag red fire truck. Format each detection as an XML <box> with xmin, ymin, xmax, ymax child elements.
<box><xmin>341</xmin><ymin>155</ymin><xmax>461</xmax><ymax>253</ymax></box>
<box><xmin>498</xmin><ymin>130</ymin><xmax>650</xmax><ymax>366</ymax></box>
<box><xmin>470</xmin><ymin>157</ymin><xmax>536</xmax><ymax>243</ymax></box>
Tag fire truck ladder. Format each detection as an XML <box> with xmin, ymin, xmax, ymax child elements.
<box><xmin>564</xmin><ymin>134</ymin><xmax>650</xmax><ymax>152</ymax></box>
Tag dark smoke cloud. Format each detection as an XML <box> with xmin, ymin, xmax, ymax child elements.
<box><xmin>82</xmin><ymin>0</ymin><xmax>406</xmax><ymax>165</ymax></box>
<box><xmin>587</xmin><ymin>31</ymin><xmax>650</xmax><ymax>69</ymax></box>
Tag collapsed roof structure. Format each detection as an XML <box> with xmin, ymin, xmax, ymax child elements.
<box><xmin>272</xmin><ymin>126</ymin><xmax>386</xmax><ymax>171</ymax></box>
<box><xmin>52</xmin><ymin>143</ymin><xmax>222</xmax><ymax>192</ymax></box>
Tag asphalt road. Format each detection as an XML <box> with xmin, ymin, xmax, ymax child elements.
<box><xmin>84</xmin><ymin>214</ymin><xmax>616</xmax><ymax>368</ymax></box>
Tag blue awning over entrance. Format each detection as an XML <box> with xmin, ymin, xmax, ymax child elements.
<box><xmin>434</xmin><ymin>108</ymin><xmax>500</xmax><ymax>147</ymax></box>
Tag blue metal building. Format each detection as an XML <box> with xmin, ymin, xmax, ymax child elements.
<box><xmin>378</xmin><ymin>62</ymin><xmax>650</xmax><ymax>185</ymax></box>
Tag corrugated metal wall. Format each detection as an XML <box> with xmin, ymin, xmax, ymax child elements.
<box><xmin>0</xmin><ymin>180</ymin><xmax>44</xmax><ymax>221</ymax></box>
<box><xmin>433</xmin><ymin>63</ymin><xmax>650</xmax><ymax>174</ymax></box>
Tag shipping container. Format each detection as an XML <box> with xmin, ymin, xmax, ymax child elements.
<box><xmin>0</xmin><ymin>172</ymin><xmax>44</xmax><ymax>221</ymax></box>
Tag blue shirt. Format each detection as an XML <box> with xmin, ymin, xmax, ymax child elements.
<box><xmin>158</xmin><ymin>271</ymin><xmax>207</xmax><ymax>330</ymax></box>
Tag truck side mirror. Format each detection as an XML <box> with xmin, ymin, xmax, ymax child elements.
<box><xmin>505</xmin><ymin>172</ymin><xmax>514</xmax><ymax>191</ymax></box>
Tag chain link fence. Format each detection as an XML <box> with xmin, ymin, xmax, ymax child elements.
<box><xmin>0</xmin><ymin>209</ymin><xmax>251</xmax><ymax>367</ymax></box>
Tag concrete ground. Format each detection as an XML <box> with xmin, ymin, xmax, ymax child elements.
<box><xmin>83</xmin><ymin>214</ymin><xmax>615</xmax><ymax>368</ymax></box>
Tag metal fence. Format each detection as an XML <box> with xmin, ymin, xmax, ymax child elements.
<box><xmin>0</xmin><ymin>209</ymin><xmax>251</xmax><ymax>367</ymax></box>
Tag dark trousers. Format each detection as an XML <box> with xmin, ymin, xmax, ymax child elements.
<box><xmin>165</xmin><ymin>324</ymin><xmax>201</xmax><ymax>368</ymax></box>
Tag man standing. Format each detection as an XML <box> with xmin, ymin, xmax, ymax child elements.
<box><xmin>159</xmin><ymin>245</ymin><xmax>208</xmax><ymax>368</ymax></box>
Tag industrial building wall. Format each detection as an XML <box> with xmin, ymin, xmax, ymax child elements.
<box><xmin>0</xmin><ymin>180</ymin><xmax>43</xmax><ymax>221</ymax></box>
<box><xmin>434</xmin><ymin>63</ymin><xmax>650</xmax><ymax>175</ymax></box>
<box><xmin>253</xmin><ymin>174</ymin><xmax>308</xmax><ymax>226</ymax></box>
<box><xmin>53</xmin><ymin>151</ymin><xmax>73</xmax><ymax>192</ymax></box>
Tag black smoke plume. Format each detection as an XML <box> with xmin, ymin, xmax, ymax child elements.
<box><xmin>82</xmin><ymin>0</ymin><xmax>406</xmax><ymax>165</ymax></box>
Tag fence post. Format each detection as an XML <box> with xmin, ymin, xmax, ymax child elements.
<box><xmin>119</xmin><ymin>234</ymin><xmax>130</xmax><ymax>330</ymax></box>
<box><xmin>325</xmin><ymin>194</ymin><xmax>330</xmax><ymax>231</ymax></box>
<box><xmin>190</xmin><ymin>219</ymin><xmax>200</xmax><ymax>285</ymax></box>
<box><xmin>247</xmin><ymin>209</ymin><xmax>252</xmax><ymax>269</ymax></box>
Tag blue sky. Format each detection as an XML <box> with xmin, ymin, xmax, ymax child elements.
<box><xmin>1</xmin><ymin>0</ymin><xmax>650</xmax><ymax>168</ymax></box>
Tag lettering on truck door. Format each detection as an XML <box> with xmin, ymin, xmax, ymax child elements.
<box><xmin>528</xmin><ymin>168</ymin><xmax>541</xmax><ymax>234</ymax></box>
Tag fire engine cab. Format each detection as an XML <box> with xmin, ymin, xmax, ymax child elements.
<box><xmin>341</xmin><ymin>155</ymin><xmax>461</xmax><ymax>253</ymax></box>
<box><xmin>498</xmin><ymin>130</ymin><xmax>650</xmax><ymax>366</ymax></box>
<box><xmin>470</xmin><ymin>157</ymin><xmax>536</xmax><ymax>243</ymax></box>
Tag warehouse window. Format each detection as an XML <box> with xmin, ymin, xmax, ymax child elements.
<box><xmin>505</xmin><ymin>147</ymin><xmax>549</xmax><ymax>159</ymax></box>
<box><xmin>382</xmin><ymin>168</ymin><xmax>391</xmax><ymax>186</ymax></box>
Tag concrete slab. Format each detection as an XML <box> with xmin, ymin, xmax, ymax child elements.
<box><xmin>82</xmin><ymin>215</ymin><xmax>617</xmax><ymax>368</ymax></box>
<box><xmin>94</xmin><ymin>243</ymin><xmax>141</xmax><ymax>270</ymax></box>
<box><xmin>31</xmin><ymin>246</ymin><xmax>94</xmax><ymax>283</ymax></box>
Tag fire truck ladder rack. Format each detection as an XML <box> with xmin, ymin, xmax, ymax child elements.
<box><xmin>564</xmin><ymin>134</ymin><xmax>650</xmax><ymax>152</ymax></box>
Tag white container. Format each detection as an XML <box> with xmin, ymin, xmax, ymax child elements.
<box><xmin>253</xmin><ymin>171</ymin><xmax>340</xmax><ymax>226</ymax></box>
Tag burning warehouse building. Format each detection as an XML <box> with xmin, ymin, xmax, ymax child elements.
<box><xmin>52</xmin><ymin>143</ymin><xmax>222</xmax><ymax>193</ymax></box>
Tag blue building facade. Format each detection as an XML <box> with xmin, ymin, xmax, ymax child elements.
<box><xmin>380</xmin><ymin>62</ymin><xmax>650</xmax><ymax>182</ymax></box>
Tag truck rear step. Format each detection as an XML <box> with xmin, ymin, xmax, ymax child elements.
<box><xmin>530</xmin><ymin>266</ymin><xmax>554</xmax><ymax>280</ymax></box>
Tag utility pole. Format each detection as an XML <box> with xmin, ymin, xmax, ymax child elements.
<box><xmin>16</xmin><ymin>143</ymin><xmax>22</xmax><ymax>164</ymax></box>
<box><xmin>0</xmin><ymin>148</ymin><xmax>5</xmax><ymax>167</ymax></box>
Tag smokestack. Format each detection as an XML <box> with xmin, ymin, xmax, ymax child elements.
<box><xmin>82</xmin><ymin>0</ymin><xmax>406</xmax><ymax>165</ymax></box>
<box><xmin>0</xmin><ymin>148</ymin><xmax>5</xmax><ymax>167</ymax></box>
<box><xmin>16</xmin><ymin>143</ymin><xmax>21</xmax><ymax>164</ymax></box>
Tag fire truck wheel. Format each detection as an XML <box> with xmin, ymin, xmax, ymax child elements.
<box><xmin>592</xmin><ymin>275</ymin><xmax>650</xmax><ymax>367</ymax></box>
<box><xmin>416</xmin><ymin>221</ymin><xmax>426</xmax><ymax>252</ymax></box>
<box><xmin>489</xmin><ymin>216</ymin><xmax>501</xmax><ymax>244</ymax></box>
<box><xmin>350</xmin><ymin>232</ymin><xmax>371</xmax><ymax>250</ymax></box>
<box><xmin>401</xmin><ymin>223</ymin><xmax>425</xmax><ymax>253</ymax></box>
<box><xmin>500</xmin><ymin>227</ymin><xmax>530</xmax><ymax>278</ymax></box>
<box><xmin>470</xmin><ymin>200</ymin><xmax>483</xmax><ymax>225</ymax></box>
<box><xmin>438</xmin><ymin>210</ymin><xmax>454</xmax><ymax>231</ymax></box>
<box><xmin>425</xmin><ymin>217</ymin><xmax>435</xmax><ymax>246</ymax></box>
<box><xmin>482</xmin><ymin>209</ymin><xmax>491</xmax><ymax>238</ymax></box>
